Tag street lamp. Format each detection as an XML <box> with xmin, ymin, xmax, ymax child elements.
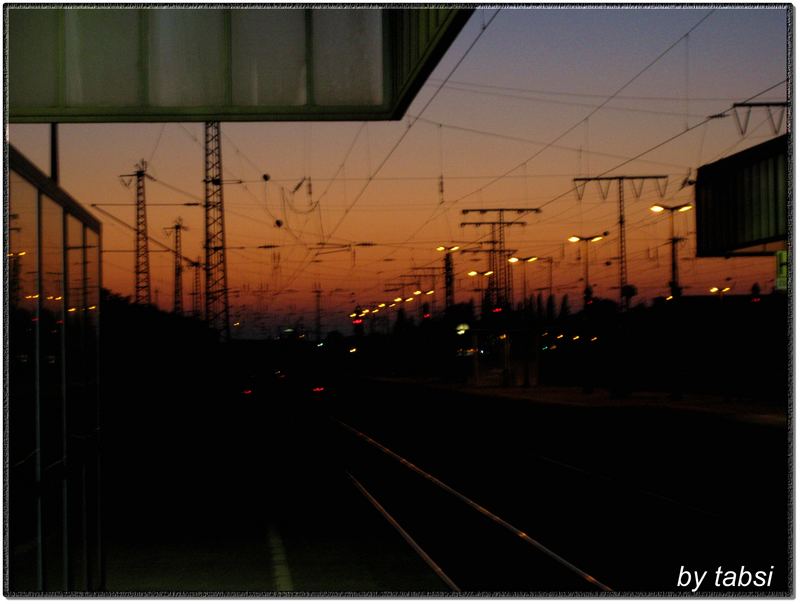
<box><xmin>508</xmin><ymin>255</ymin><xmax>538</xmax><ymax>306</ymax></box>
<box><xmin>650</xmin><ymin>203</ymin><xmax>693</xmax><ymax>298</ymax></box>
<box><xmin>568</xmin><ymin>232</ymin><xmax>608</xmax><ymax>306</ymax></box>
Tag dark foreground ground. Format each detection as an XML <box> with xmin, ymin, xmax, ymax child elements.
<box><xmin>99</xmin><ymin>360</ymin><xmax>790</xmax><ymax>595</ymax></box>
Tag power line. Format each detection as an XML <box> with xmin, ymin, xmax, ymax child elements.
<box><xmin>425</xmin><ymin>78</ymin><xmax>764</xmax><ymax>103</ymax></box>
<box><xmin>147</xmin><ymin>123</ymin><xmax>167</xmax><ymax>167</ymax></box>
<box><xmin>324</xmin><ymin>10</ymin><xmax>503</xmax><ymax>243</ymax></box>
<box><xmin>409</xmin><ymin>116</ymin><xmax>693</xmax><ymax>170</ymax></box>
<box><xmin>435</xmin><ymin>82</ymin><xmax>711</xmax><ymax>118</ymax></box>
<box><xmin>454</xmin><ymin>10</ymin><xmax>716</xmax><ymax>207</ymax></box>
<box><xmin>275</xmin><ymin>9</ymin><xmax>502</xmax><ymax>297</ymax></box>
<box><xmin>398</xmin><ymin>11</ymin><xmax>718</xmax><ymax>246</ymax></box>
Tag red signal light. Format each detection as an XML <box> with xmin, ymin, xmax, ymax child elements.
<box><xmin>423</xmin><ymin>313</ymin><xmax>431</xmax><ymax>319</ymax></box>
<box><xmin>312</xmin><ymin>387</ymin><xmax>325</xmax><ymax>393</ymax></box>
<box><xmin>243</xmin><ymin>389</ymin><xmax>253</xmax><ymax>395</ymax></box>
<box><xmin>492</xmin><ymin>307</ymin><xmax>502</xmax><ymax>313</ymax></box>
<box><xmin>352</xmin><ymin>319</ymin><xmax>363</xmax><ymax>324</ymax></box>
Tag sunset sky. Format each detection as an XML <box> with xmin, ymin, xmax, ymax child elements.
<box><xmin>8</xmin><ymin>6</ymin><xmax>789</xmax><ymax>336</ymax></box>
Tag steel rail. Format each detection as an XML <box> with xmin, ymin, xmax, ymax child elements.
<box><xmin>348</xmin><ymin>472</ymin><xmax>461</xmax><ymax>593</ymax></box>
<box><xmin>337</xmin><ymin>419</ymin><xmax>613</xmax><ymax>592</ymax></box>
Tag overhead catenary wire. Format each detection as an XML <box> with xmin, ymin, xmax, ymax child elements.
<box><xmin>101</xmin><ymin>16</ymin><xmax>782</xmax><ymax>317</ymax></box>
<box><xmin>323</xmin><ymin>9</ymin><xmax>502</xmax><ymax>244</ymax></box>
<box><xmin>272</xmin><ymin>10</ymin><xmax>502</xmax><ymax>296</ymax></box>
<box><xmin>403</xmin><ymin>10</ymin><xmax>719</xmax><ymax>244</ymax></box>
<box><xmin>435</xmin><ymin>82</ymin><xmax>712</xmax><ymax>119</ymax></box>
<box><xmin>425</xmin><ymin>77</ymin><xmax>776</xmax><ymax>103</ymax></box>
<box><xmin>405</xmin><ymin>76</ymin><xmax>787</xmax><ymax>267</ymax></box>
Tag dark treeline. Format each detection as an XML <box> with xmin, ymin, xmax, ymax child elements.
<box><xmin>100</xmin><ymin>290</ymin><xmax>234</xmax><ymax>543</ymax></box>
<box><xmin>341</xmin><ymin>292</ymin><xmax>789</xmax><ymax>403</ymax></box>
<box><xmin>100</xmin><ymin>290</ymin><xmax>342</xmax><ymax>545</ymax></box>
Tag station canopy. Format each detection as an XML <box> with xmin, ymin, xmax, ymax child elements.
<box><xmin>8</xmin><ymin>7</ymin><xmax>472</xmax><ymax>123</ymax></box>
<box><xmin>694</xmin><ymin>134</ymin><xmax>788</xmax><ymax>257</ymax></box>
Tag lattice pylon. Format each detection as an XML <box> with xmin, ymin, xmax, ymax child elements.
<box><xmin>204</xmin><ymin>122</ymin><xmax>231</xmax><ymax>340</ymax></box>
<box><xmin>134</xmin><ymin>160</ymin><xmax>151</xmax><ymax>305</ymax></box>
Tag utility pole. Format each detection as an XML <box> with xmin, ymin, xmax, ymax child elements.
<box><xmin>444</xmin><ymin>252</ymin><xmax>454</xmax><ymax>309</ymax></box>
<box><xmin>313</xmin><ymin>283</ymin><xmax>322</xmax><ymax>342</ymax></box>
<box><xmin>574</xmin><ymin>176</ymin><xmax>667</xmax><ymax>310</ymax></box>
<box><xmin>535</xmin><ymin>256</ymin><xmax>555</xmax><ymax>299</ymax></box>
<box><xmin>461</xmin><ymin>207</ymin><xmax>539</xmax><ymax>309</ymax></box>
<box><xmin>120</xmin><ymin>160</ymin><xmax>152</xmax><ymax>305</ymax></box>
<box><xmin>408</xmin><ymin>266</ymin><xmax>440</xmax><ymax>313</ymax></box>
<box><xmin>118</xmin><ymin>161</ymin><xmax>152</xmax><ymax>304</ymax></box>
<box><xmin>649</xmin><ymin>203</ymin><xmax>693</xmax><ymax>298</ymax></box>
<box><xmin>204</xmin><ymin>122</ymin><xmax>231</xmax><ymax>341</ymax></box>
<box><xmin>191</xmin><ymin>258</ymin><xmax>202</xmax><ymax>319</ymax></box>
<box><xmin>568</xmin><ymin>233</ymin><xmax>608</xmax><ymax>307</ymax></box>
<box><xmin>165</xmin><ymin>218</ymin><xmax>188</xmax><ymax>315</ymax></box>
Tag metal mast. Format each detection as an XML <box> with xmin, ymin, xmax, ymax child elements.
<box><xmin>574</xmin><ymin>176</ymin><xmax>667</xmax><ymax>310</ymax></box>
<box><xmin>165</xmin><ymin>218</ymin><xmax>187</xmax><ymax>315</ymax></box>
<box><xmin>444</xmin><ymin>252</ymin><xmax>454</xmax><ymax>309</ymax></box>
<box><xmin>313</xmin><ymin>283</ymin><xmax>322</xmax><ymax>342</ymax></box>
<box><xmin>408</xmin><ymin>267</ymin><xmax>440</xmax><ymax>312</ymax></box>
<box><xmin>461</xmin><ymin>207</ymin><xmax>538</xmax><ymax>308</ymax></box>
<box><xmin>204</xmin><ymin>122</ymin><xmax>231</xmax><ymax>340</ymax></box>
<box><xmin>130</xmin><ymin>160</ymin><xmax>152</xmax><ymax>305</ymax></box>
<box><xmin>191</xmin><ymin>258</ymin><xmax>202</xmax><ymax>319</ymax></box>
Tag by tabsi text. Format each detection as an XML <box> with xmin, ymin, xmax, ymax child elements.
<box><xmin>677</xmin><ymin>566</ymin><xmax>774</xmax><ymax>591</ymax></box>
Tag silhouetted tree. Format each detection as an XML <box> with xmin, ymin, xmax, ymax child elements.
<box><xmin>393</xmin><ymin>307</ymin><xmax>409</xmax><ymax>334</ymax></box>
<box><xmin>546</xmin><ymin>294</ymin><xmax>556</xmax><ymax>322</ymax></box>
<box><xmin>559</xmin><ymin>294</ymin><xmax>571</xmax><ymax>319</ymax></box>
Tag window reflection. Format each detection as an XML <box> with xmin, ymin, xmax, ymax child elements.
<box><xmin>8</xmin><ymin>157</ymin><xmax>102</xmax><ymax>592</ymax></box>
<box><xmin>8</xmin><ymin>171</ymin><xmax>39</xmax><ymax>592</ymax></box>
<box><xmin>39</xmin><ymin>196</ymin><xmax>67</xmax><ymax>590</ymax></box>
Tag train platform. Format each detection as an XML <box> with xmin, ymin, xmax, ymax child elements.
<box><xmin>103</xmin><ymin>495</ymin><xmax>446</xmax><ymax>594</ymax></box>
<box><xmin>370</xmin><ymin>377</ymin><xmax>787</xmax><ymax>427</ymax></box>
<box><xmin>101</xmin><ymin>395</ymin><xmax>447</xmax><ymax>594</ymax></box>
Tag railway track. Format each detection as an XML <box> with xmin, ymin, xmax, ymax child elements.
<box><xmin>337</xmin><ymin>418</ymin><xmax>613</xmax><ymax>593</ymax></box>
<box><xmin>328</xmin><ymin>401</ymin><xmax>786</xmax><ymax>593</ymax></box>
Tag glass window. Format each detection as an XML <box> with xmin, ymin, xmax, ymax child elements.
<box><xmin>84</xmin><ymin>227</ymin><xmax>100</xmax><ymax>421</ymax></box>
<box><xmin>312</xmin><ymin>10</ymin><xmax>384</xmax><ymax>106</ymax></box>
<box><xmin>231</xmin><ymin>9</ymin><xmax>307</xmax><ymax>107</ymax></box>
<box><xmin>65</xmin><ymin>216</ymin><xmax>86</xmax><ymax>430</ymax></box>
<box><xmin>64</xmin><ymin>10</ymin><xmax>140</xmax><ymax>107</ymax></box>
<box><xmin>64</xmin><ymin>216</ymin><xmax>88</xmax><ymax>589</ymax></box>
<box><xmin>148</xmin><ymin>10</ymin><xmax>225</xmax><ymax>107</ymax></box>
<box><xmin>40</xmin><ymin>197</ymin><xmax>65</xmax><ymax>469</ymax></box>
<box><xmin>9</xmin><ymin>150</ymin><xmax>103</xmax><ymax>593</ymax></box>
<box><xmin>8</xmin><ymin>172</ymin><xmax>38</xmax><ymax>465</ymax></box>
<box><xmin>8</xmin><ymin>170</ymin><xmax>39</xmax><ymax>592</ymax></box>
<box><xmin>40</xmin><ymin>198</ymin><xmax>67</xmax><ymax>591</ymax></box>
<box><xmin>8</xmin><ymin>9</ymin><xmax>60</xmax><ymax>108</ymax></box>
<box><xmin>83</xmin><ymin>228</ymin><xmax>101</xmax><ymax>588</ymax></box>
